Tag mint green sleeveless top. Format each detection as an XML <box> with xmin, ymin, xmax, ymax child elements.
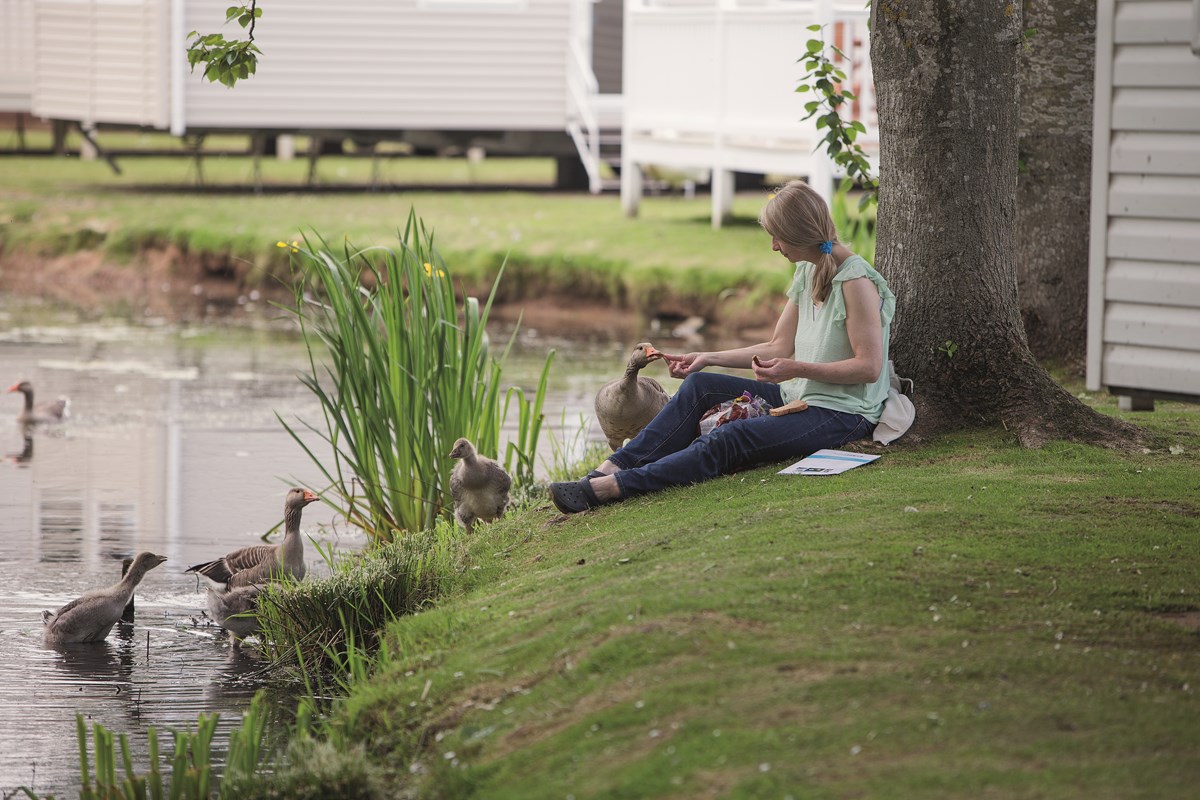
<box><xmin>779</xmin><ymin>254</ymin><xmax>895</xmax><ymax>424</ymax></box>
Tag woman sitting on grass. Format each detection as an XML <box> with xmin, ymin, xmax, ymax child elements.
<box><xmin>548</xmin><ymin>179</ymin><xmax>896</xmax><ymax>514</ymax></box>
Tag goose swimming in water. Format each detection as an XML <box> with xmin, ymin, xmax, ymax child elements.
<box><xmin>42</xmin><ymin>552</ymin><xmax>167</xmax><ymax>645</ymax></box>
<box><xmin>185</xmin><ymin>487</ymin><xmax>319</xmax><ymax>590</ymax></box>
<box><xmin>7</xmin><ymin>380</ymin><xmax>70</xmax><ymax>426</ymax></box>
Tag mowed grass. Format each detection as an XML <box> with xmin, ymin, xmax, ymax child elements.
<box><xmin>0</xmin><ymin>147</ymin><xmax>873</xmax><ymax>315</ymax></box>
<box><xmin>6</xmin><ymin>131</ymin><xmax>1193</xmax><ymax>798</ymax></box>
<box><xmin>270</xmin><ymin>387</ymin><xmax>1200</xmax><ymax>799</ymax></box>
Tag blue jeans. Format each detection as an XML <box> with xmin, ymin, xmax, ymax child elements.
<box><xmin>608</xmin><ymin>372</ymin><xmax>873</xmax><ymax>498</ymax></box>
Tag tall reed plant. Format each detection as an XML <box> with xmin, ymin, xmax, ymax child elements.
<box><xmin>17</xmin><ymin>693</ymin><xmax>273</xmax><ymax>800</ymax></box>
<box><xmin>279</xmin><ymin>211</ymin><xmax>552</xmax><ymax>541</ymax></box>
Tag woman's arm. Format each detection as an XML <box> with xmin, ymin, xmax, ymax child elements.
<box><xmin>662</xmin><ymin>301</ymin><xmax>799</xmax><ymax>378</ymax></box>
<box><xmin>751</xmin><ymin>277</ymin><xmax>884</xmax><ymax>385</ymax></box>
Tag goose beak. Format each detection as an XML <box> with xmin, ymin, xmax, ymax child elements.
<box><xmin>301</xmin><ymin>489</ymin><xmax>319</xmax><ymax>504</ymax></box>
<box><xmin>644</xmin><ymin>346</ymin><xmax>661</xmax><ymax>360</ymax></box>
<box><xmin>5</xmin><ymin>383</ymin><xmax>18</xmax><ymax>393</ymax></box>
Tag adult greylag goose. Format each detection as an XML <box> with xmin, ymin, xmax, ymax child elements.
<box><xmin>594</xmin><ymin>343</ymin><xmax>669</xmax><ymax>451</ymax></box>
<box><xmin>185</xmin><ymin>487</ymin><xmax>318</xmax><ymax>590</ymax></box>
<box><xmin>42</xmin><ymin>552</ymin><xmax>167</xmax><ymax>645</ymax></box>
<box><xmin>7</xmin><ymin>380</ymin><xmax>70</xmax><ymax>425</ymax></box>
<box><xmin>449</xmin><ymin>437</ymin><xmax>511</xmax><ymax>535</ymax></box>
<box><xmin>207</xmin><ymin>584</ymin><xmax>263</xmax><ymax>648</ymax></box>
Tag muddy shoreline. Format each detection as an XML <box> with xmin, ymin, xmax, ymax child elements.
<box><xmin>0</xmin><ymin>248</ymin><xmax>774</xmax><ymax>345</ymax></box>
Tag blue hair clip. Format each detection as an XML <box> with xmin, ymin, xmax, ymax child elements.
<box><xmin>819</xmin><ymin>240</ymin><xmax>833</xmax><ymax>254</ymax></box>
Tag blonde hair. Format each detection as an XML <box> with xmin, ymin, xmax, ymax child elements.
<box><xmin>758</xmin><ymin>180</ymin><xmax>840</xmax><ymax>303</ymax></box>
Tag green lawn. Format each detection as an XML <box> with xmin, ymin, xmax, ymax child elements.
<box><xmin>6</xmin><ymin>132</ymin><xmax>1195</xmax><ymax>800</ymax></box>
<box><xmin>0</xmin><ymin>146</ymin><xmax>874</xmax><ymax>319</ymax></box>
<box><xmin>249</xmin><ymin>386</ymin><xmax>1200</xmax><ymax>799</ymax></box>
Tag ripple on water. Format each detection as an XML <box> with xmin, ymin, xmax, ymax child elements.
<box><xmin>0</xmin><ymin>318</ymin><xmax>619</xmax><ymax>796</ymax></box>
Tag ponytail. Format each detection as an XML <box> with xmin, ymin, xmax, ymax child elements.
<box><xmin>758</xmin><ymin>180</ymin><xmax>840</xmax><ymax>302</ymax></box>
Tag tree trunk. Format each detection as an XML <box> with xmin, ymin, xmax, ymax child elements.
<box><xmin>869</xmin><ymin>0</ymin><xmax>1141</xmax><ymax>449</ymax></box>
<box><xmin>1016</xmin><ymin>0</ymin><xmax>1096</xmax><ymax>369</ymax></box>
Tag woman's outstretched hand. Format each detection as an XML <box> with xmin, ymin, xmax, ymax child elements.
<box><xmin>660</xmin><ymin>352</ymin><xmax>708</xmax><ymax>378</ymax></box>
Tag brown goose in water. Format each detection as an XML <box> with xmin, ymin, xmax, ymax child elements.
<box><xmin>42</xmin><ymin>552</ymin><xmax>167</xmax><ymax>645</ymax></box>
<box><xmin>449</xmin><ymin>437</ymin><xmax>511</xmax><ymax>535</ymax></box>
<box><xmin>594</xmin><ymin>343</ymin><xmax>669</xmax><ymax>451</ymax></box>
<box><xmin>207</xmin><ymin>584</ymin><xmax>263</xmax><ymax>648</ymax></box>
<box><xmin>185</xmin><ymin>487</ymin><xmax>319</xmax><ymax>590</ymax></box>
<box><xmin>7</xmin><ymin>380</ymin><xmax>70</xmax><ymax>425</ymax></box>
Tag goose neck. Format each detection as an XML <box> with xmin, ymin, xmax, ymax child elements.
<box><xmin>283</xmin><ymin>507</ymin><xmax>304</xmax><ymax>536</ymax></box>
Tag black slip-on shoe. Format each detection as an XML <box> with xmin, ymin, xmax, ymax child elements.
<box><xmin>549</xmin><ymin>477</ymin><xmax>605</xmax><ymax>514</ymax></box>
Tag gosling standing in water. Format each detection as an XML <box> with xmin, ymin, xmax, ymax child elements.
<box><xmin>207</xmin><ymin>584</ymin><xmax>264</xmax><ymax>649</ymax></box>
<box><xmin>42</xmin><ymin>552</ymin><xmax>167</xmax><ymax>645</ymax></box>
<box><xmin>449</xmin><ymin>437</ymin><xmax>511</xmax><ymax>535</ymax></box>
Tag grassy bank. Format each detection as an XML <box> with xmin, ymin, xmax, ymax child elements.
<box><xmin>245</xmin><ymin>386</ymin><xmax>1200</xmax><ymax>799</ymax></box>
<box><xmin>0</xmin><ymin>153</ymin><xmax>873</xmax><ymax>324</ymax></box>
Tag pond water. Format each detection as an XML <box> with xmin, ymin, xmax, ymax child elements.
<box><xmin>0</xmin><ymin>310</ymin><xmax>644</xmax><ymax>798</ymax></box>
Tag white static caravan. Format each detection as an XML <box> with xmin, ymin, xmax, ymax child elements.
<box><xmin>1088</xmin><ymin>0</ymin><xmax>1200</xmax><ymax>408</ymax></box>
<box><xmin>24</xmin><ymin>0</ymin><xmax>619</xmax><ymax>191</ymax></box>
<box><xmin>620</xmin><ymin>0</ymin><xmax>875</xmax><ymax>228</ymax></box>
<box><xmin>0</xmin><ymin>0</ymin><xmax>33</xmax><ymax>112</ymax></box>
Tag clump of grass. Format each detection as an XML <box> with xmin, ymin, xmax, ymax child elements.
<box><xmin>222</xmin><ymin>738</ymin><xmax>382</xmax><ymax>800</ymax></box>
<box><xmin>255</xmin><ymin>528</ymin><xmax>460</xmax><ymax>684</ymax></box>
<box><xmin>278</xmin><ymin>210</ymin><xmax>552</xmax><ymax>541</ymax></box>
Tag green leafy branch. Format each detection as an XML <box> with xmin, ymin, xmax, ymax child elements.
<box><xmin>186</xmin><ymin>2</ymin><xmax>262</xmax><ymax>88</ymax></box>
<box><xmin>796</xmin><ymin>23</ymin><xmax>878</xmax><ymax>207</ymax></box>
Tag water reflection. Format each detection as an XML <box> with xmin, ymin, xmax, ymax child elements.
<box><xmin>38</xmin><ymin>489</ymin><xmax>85</xmax><ymax>564</ymax></box>
<box><xmin>0</xmin><ymin>326</ymin><xmax>352</xmax><ymax>797</ymax></box>
<box><xmin>48</xmin><ymin>637</ymin><xmax>137</xmax><ymax>701</ymax></box>
<box><xmin>0</xmin><ymin>317</ymin><xmax>620</xmax><ymax>797</ymax></box>
<box><xmin>5</xmin><ymin>433</ymin><xmax>33</xmax><ymax>464</ymax></box>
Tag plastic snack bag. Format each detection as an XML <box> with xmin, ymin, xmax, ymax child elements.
<box><xmin>697</xmin><ymin>391</ymin><xmax>773</xmax><ymax>436</ymax></box>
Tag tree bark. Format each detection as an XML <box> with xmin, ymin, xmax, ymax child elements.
<box><xmin>869</xmin><ymin>0</ymin><xmax>1141</xmax><ymax>449</ymax></box>
<box><xmin>1016</xmin><ymin>0</ymin><xmax>1096</xmax><ymax>369</ymax></box>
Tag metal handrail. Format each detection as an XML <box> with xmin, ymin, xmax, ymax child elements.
<box><xmin>565</xmin><ymin>37</ymin><xmax>601</xmax><ymax>193</ymax></box>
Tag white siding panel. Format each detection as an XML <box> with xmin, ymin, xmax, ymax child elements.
<box><xmin>1103</xmin><ymin>344</ymin><xmax>1200</xmax><ymax>395</ymax></box>
<box><xmin>1107</xmin><ymin>259</ymin><xmax>1200</xmax><ymax>307</ymax></box>
<box><xmin>623</xmin><ymin>10</ymin><xmax>719</xmax><ymax>133</ymax></box>
<box><xmin>1092</xmin><ymin>1</ymin><xmax>1200</xmax><ymax>399</ymax></box>
<box><xmin>1110</xmin><ymin>132</ymin><xmax>1200</xmax><ymax>175</ymax></box>
<box><xmin>1111</xmin><ymin>88</ymin><xmax>1200</xmax><ymax>131</ymax></box>
<box><xmin>1113</xmin><ymin>0</ymin><xmax>1192</xmax><ymax>44</ymax></box>
<box><xmin>182</xmin><ymin>0</ymin><xmax>573</xmax><ymax>131</ymax></box>
<box><xmin>1108</xmin><ymin>174</ymin><xmax>1200</xmax><ymax>219</ymax></box>
<box><xmin>720</xmin><ymin>12</ymin><xmax>816</xmax><ymax>140</ymax></box>
<box><xmin>1113</xmin><ymin>43</ymin><xmax>1200</xmax><ymax>86</ymax></box>
<box><xmin>1107</xmin><ymin>218</ymin><xmax>1200</xmax><ymax>262</ymax></box>
<box><xmin>1104</xmin><ymin>302</ymin><xmax>1200</xmax><ymax>348</ymax></box>
<box><xmin>0</xmin><ymin>0</ymin><xmax>34</xmax><ymax>112</ymax></box>
<box><xmin>32</xmin><ymin>0</ymin><xmax>168</xmax><ymax>127</ymax></box>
